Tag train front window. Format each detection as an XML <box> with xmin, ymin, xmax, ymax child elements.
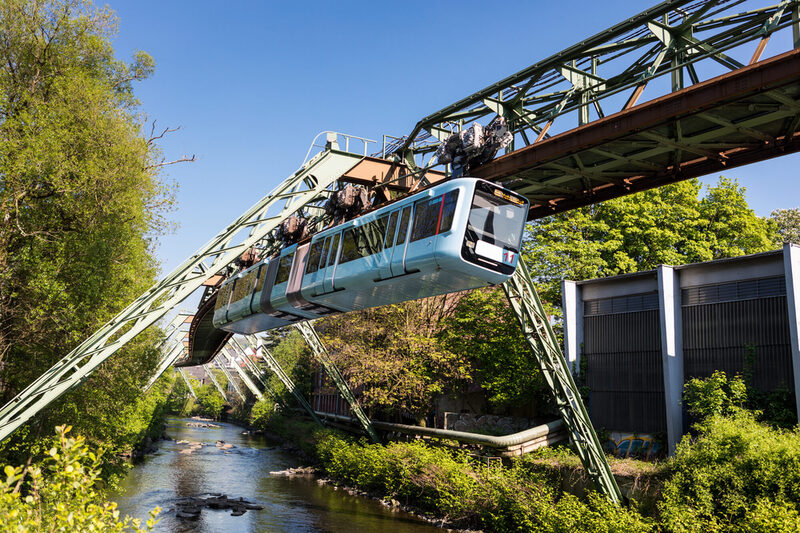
<box><xmin>466</xmin><ymin>188</ymin><xmax>526</xmax><ymax>251</ymax></box>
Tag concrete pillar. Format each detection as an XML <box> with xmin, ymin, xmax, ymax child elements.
<box><xmin>782</xmin><ymin>243</ymin><xmax>800</xmax><ymax>422</ymax></box>
<box><xmin>561</xmin><ymin>280</ymin><xmax>583</xmax><ymax>375</ymax></box>
<box><xmin>657</xmin><ymin>265</ymin><xmax>684</xmax><ymax>455</ymax></box>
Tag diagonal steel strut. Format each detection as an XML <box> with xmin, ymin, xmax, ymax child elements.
<box><xmin>503</xmin><ymin>257</ymin><xmax>622</xmax><ymax>503</ymax></box>
<box><xmin>0</xmin><ymin>146</ymin><xmax>363</xmax><ymax>442</ymax></box>
<box><xmin>294</xmin><ymin>321</ymin><xmax>379</xmax><ymax>442</ymax></box>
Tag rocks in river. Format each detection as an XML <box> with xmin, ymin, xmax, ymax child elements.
<box><xmin>174</xmin><ymin>494</ymin><xmax>263</xmax><ymax>519</ymax></box>
<box><xmin>215</xmin><ymin>440</ymin><xmax>235</xmax><ymax>450</ymax></box>
<box><xmin>186</xmin><ymin>422</ymin><xmax>220</xmax><ymax>428</ymax></box>
<box><xmin>270</xmin><ymin>466</ymin><xmax>316</xmax><ymax>477</ymax></box>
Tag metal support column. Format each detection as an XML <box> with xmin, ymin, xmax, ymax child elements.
<box><xmin>178</xmin><ymin>368</ymin><xmax>198</xmax><ymax>400</ymax></box>
<box><xmin>502</xmin><ymin>257</ymin><xmax>622</xmax><ymax>504</ymax></box>
<box><xmin>220</xmin><ymin>349</ymin><xmax>264</xmax><ymax>400</ymax></box>
<box><xmin>246</xmin><ymin>334</ymin><xmax>324</xmax><ymax>427</ymax></box>
<box><xmin>294</xmin><ymin>321</ymin><xmax>379</xmax><ymax>442</ymax></box>
<box><xmin>229</xmin><ymin>339</ymin><xmax>286</xmax><ymax>408</ymax></box>
<box><xmin>215</xmin><ymin>358</ymin><xmax>246</xmax><ymax>403</ymax></box>
<box><xmin>203</xmin><ymin>364</ymin><xmax>228</xmax><ymax>402</ymax></box>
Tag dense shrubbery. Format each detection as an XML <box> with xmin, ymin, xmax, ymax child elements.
<box><xmin>0</xmin><ymin>426</ymin><xmax>158</xmax><ymax>532</ymax></box>
<box><xmin>315</xmin><ymin>431</ymin><xmax>652</xmax><ymax>531</ymax></box>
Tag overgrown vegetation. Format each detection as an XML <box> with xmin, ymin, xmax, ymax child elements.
<box><xmin>0</xmin><ymin>425</ymin><xmax>159</xmax><ymax>532</ymax></box>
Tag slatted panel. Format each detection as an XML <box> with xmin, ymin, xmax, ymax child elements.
<box><xmin>683</xmin><ymin>295</ymin><xmax>794</xmax><ymax>392</ymax></box>
<box><xmin>583</xmin><ymin>308</ymin><xmax>666</xmax><ymax>434</ymax></box>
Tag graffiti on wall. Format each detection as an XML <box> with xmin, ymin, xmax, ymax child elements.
<box><xmin>604</xmin><ymin>431</ymin><xmax>662</xmax><ymax>459</ymax></box>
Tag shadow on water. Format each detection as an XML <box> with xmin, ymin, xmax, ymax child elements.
<box><xmin>114</xmin><ymin>417</ymin><xmax>443</xmax><ymax>532</ymax></box>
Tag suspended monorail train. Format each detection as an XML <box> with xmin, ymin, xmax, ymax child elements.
<box><xmin>213</xmin><ymin>178</ymin><xmax>528</xmax><ymax>334</ymax></box>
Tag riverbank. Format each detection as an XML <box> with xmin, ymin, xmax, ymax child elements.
<box><xmin>113</xmin><ymin>416</ymin><xmax>445</xmax><ymax>532</ymax></box>
<box><xmin>259</xmin><ymin>410</ymin><xmax>800</xmax><ymax>532</ymax></box>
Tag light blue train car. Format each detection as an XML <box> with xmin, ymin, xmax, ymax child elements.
<box><xmin>213</xmin><ymin>177</ymin><xmax>528</xmax><ymax>334</ymax></box>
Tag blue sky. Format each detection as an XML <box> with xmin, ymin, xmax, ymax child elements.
<box><xmin>107</xmin><ymin>1</ymin><xmax>800</xmax><ymax>278</ymax></box>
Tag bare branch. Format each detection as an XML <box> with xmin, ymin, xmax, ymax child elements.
<box><xmin>147</xmin><ymin>154</ymin><xmax>196</xmax><ymax>171</ymax></box>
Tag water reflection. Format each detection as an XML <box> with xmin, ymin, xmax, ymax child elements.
<box><xmin>114</xmin><ymin>417</ymin><xmax>441</xmax><ymax>532</ymax></box>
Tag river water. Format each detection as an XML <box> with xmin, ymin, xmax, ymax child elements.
<box><xmin>114</xmin><ymin>417</ymin><xmax>442</xmax><ymax>533</ymax></box>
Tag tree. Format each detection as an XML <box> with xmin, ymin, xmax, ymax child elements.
<box><xmin>771</xmin><ymin>208</ymin><xmax>800</xmax><ymax>244</ymax></box>
<box><xmin>319</xmin><ymin>295</ymin><xmax>471</xmax><ymax>420</ymax></box>
<box><xmin>525</xmin><ymin>178</ymin><xmax>778</xmax><ymax>304</ymax></box>
<box><xmin>0</xmin><ymin>0</ymin><xmax>178</xmax><ymax>463</ymax></box>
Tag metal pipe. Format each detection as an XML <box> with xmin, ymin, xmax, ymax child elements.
<box><xmin>314</xmin><ymin>411</ymin><xmax>566</xmax><ymax>453</ymax></box>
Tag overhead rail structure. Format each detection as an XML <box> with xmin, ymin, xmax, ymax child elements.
<box><xmin>398</xmin><ymin>0</ymin><xmax>800</xmax><ymax>217</ymax></box>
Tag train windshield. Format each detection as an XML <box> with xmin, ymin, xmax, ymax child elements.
<box><xmin>466</xmin><ymin>187</ymin><xmax>526</xmax><ymax>251</ymax></box>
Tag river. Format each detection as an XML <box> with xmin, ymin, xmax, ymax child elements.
<box><xmin>114</xmin><ymin>417</ymin><xmax>443</xmax><ymax>533</ymax></box>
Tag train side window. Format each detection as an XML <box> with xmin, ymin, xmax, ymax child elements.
<box><xmin>327</xmin><ymin>233</ymin><xmax>341</xmax><ymax>266</ymax></box>
<box><xmin>438</xmin><ymin>190</ymin><xmax>459</xmax><ymax>233</ymax></box>
<box><xmin>214</xmin><ymin>282</ymin><xmax>232</xmax><ymax>310</ymax></box>
<box><xmin>396</xmin><ymin>207</ymin><xmax>411</xmax><ymax>245</ymax></box>
<box><xmin>306</xmin><ymin>240</ymin><xmax>324</xmax><ymax>274</ymax></box>
<box><xmin>254</xmin><ymin>264</ymin><xmax>268</xmax><ymax>292</ymax></box>
<box><xmin>319</xmin><ymin>237</ymin><xmax>332</xmax><ymax>270</ymax></box>
<box><xmin>384</xmin><ymin>211</ymin><xmax>398</xmax><ymax>248</ymax></box>
<box><xmin>362</xmin><ymin>216</ymin><xmax>387</xmax><ymax>255</ymax></box>
<box><xmin>411</xmin><ymin>196</ymin><xmax>442</xmax><ymax>242</ymax></box>
<box><xmin>339</xmin><ymin>228</ymin><xmax>360</xmax><ymax>264</ymax></box>
<box><xmin>275</xmin><ymin>253</ymin><xmax>294</xmax><ymax>285</ymax></box>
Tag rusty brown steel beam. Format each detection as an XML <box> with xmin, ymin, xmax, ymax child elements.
<box><xmin>473</xmin><ymin>48</ymin><xmax>800</xmax><ymax>219</ymax></box>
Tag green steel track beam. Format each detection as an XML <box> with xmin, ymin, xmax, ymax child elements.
<box><xmin>143</xmin><ymin>313</ymin><xmax>192</xmax><ymax>391</ymax></box>
<box><xmin>246</xmin><ymin>334</ymin><xmax>324</xmax><ymax>427</ymax></box>
<box><xmin>178</xmin><ymin>368</ymin><xmax>198</xmax><ymax>401</ymax></box>
<box><xmin>220</xmin><ymin>348</ymin><xmax>264</xmax><ymax>401</ymax></box>
<box><xmin>503</xmin><ymin>257</ymin><xmax>622</xmax><ymax>503</ymax></box>
<box><xmin>214</xmin><ymin>358</ymin><xmax>246</xmax><ymax>403</ymax></box>
<box><xmin>399</xmin><ymin>0</ymin><xmax>800</xmax><ymax>166</ymax></box>
<box><xmin>0</xmin><ymin>141</ymin><xmax>365</xmax><ymax>442</ymax></box>
<box><xmin>229</xmin><ymin>338</ymin><xmax>286</xmax><ymax>408</ymax></box>
<box><xmin>203</xmin><ymin>364</ymin><xmax>228</xmax><ymax>402</ymax></box>
<box><xmin>294</xmin><ymin>321</ymin><xmax>380</xmax><ymax>443</ymax></box>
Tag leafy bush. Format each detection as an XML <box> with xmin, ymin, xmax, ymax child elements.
<box><xmin>0</xmin><ymin>425</ymin><xmax>159</xmax><ymax>532</ymax></box>
<box><xmin>659</xmin><ymin>413</ymin><xmax>800</xmax><ymax>531</ymax></box>
<box><xmin>683</xmin><ymin>370</ymin><xmax>747</xmax><ymax>420</ymax></box>
<box><xmin>314</xmin><ymin>430</ymin><xmax>651</xmax><ymax>531</ymax></box>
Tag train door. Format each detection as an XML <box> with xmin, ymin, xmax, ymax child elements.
<box><xmin>322</xmin><ymin>232</ymin><xmax>340</xmax><ymax>293</ymax></box>
<box><xmin>378</xmin><ymin>210</ymin><xmax>399</xmax><ymax>279</ymax></box>
<box><xmin>310</xmin><ymin>236</ymin><xmax>331</xmax><ymax>296</ymax></box>
<box><xmin>390</xmin><ymin>205</ymin><xmax>412</xmax><ymax>277</ymax></box>
<box><xmin>403</xmin><ymin>194</ymin><xmax>442</xmax><ymax>274</ymax></box>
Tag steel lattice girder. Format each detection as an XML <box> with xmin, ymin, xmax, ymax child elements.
<box><xmin>476</xmin><ymin>47</ymin><xmax>800</xmax><ymax>218</ymax></box>
<box><xmin>0</xmin><ymin>147</ymin><xmax>363</xmax><ymax>442</ymax></box>
<box><xmin>401</xmin><ymin>0</ymin><xmax>800</xmax><ymax>162</ymax></box>
<box><xmin>178</xmin><ymin>368</ymin><xmax>198</xmax><ymax>400</ymax></box>
<box><xmin>294</xmin><ymin>321</ymin><xmax>380</xmax><ymax>443</ymax></box>
<box><xmin>220</xmin><ymin>348</ymin><xmax>264</xmax><ymax>400</ymax></box>
<box><xmin>214</xmin><ymin>357</ymin><xmax>246</xmax><ymax>403</ymax></box>
<box><xmin>203</xmin><ymin>364</ymin><xmax>228</xmax><ymax>402</ymax></box>
<box><xmin>245</xmin><ymin>334</ymin><xmax>324</xmax><ymax>427</ymax></box>
<box><xmin>502</xmin><ymin>258</ymin><xmax>623</xmax><ymax>504</ymax></box>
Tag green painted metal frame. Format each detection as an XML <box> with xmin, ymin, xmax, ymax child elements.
<box><xmin>220</xmin><ymin>348</ymin><xmax>264</xmax><ymax>401</ymax></box>
<box><xmin>399</xmin><ymin>0</ymin><xmax>800</xmax><ymax>166</ymax></box>
<box><xmin>229</xmin><ymin>338</ymin><xmax>287</xmax><ymax>408</ymax></box>
<box><xmin>214</xmin><ymin>357</ymin><xmax>246</xmax><ymax>403</ymax></box>
<box><xmin>178</xmin><ymin>368</ymin><xmax>198</xmax><ymax>401</ymax></box>
<box><xmin>0</xmin><ymin>139</ymin><xmax>366</xmax><ymax>442</ymax></box>
<box><xmin>294</xmin><ymin>321</ymin><xmax>380</xmax><ymax>443</ymax></box>
<box><xmin>144</xmin><ymin>313</ymin><xmax>192</xmax><ymax>391</ymax></box>
<box><xmin>244</xmin><ymin>334</ymin><xmax>324</xmax><ymax>427</ymax></box>
<box><xmin>503</xmin><ymin>258</ymin><xmax>622</xmax><ymax>503</ymax></box>
<box><xmin>203</xmin><ymin>364</ymin><xmax>228</xmax><ymax>402</ymax></box>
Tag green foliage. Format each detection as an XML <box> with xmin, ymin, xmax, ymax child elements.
<box><xmin>439</xmin><ymin>288</ymin><xmax>550</xmax><ymax>412</ymax></box>
<box><xmin>265</xmin><ymin>330</ymin><xmax>314</xmax><ymax>406</ymax></box>
<box><xmin>771</xmin><ymin>208</ymin><xmax>800</xmax><ymax>244</ymax></box>
<box><xmin>683</xmin><ymin>371</ymin><xmax>747</xmax><ymax>420</ymax></box>
<box><xmin>249</xmin><ymin>399</ymin><xmax>276</xmax><ymax>430</ymax></box>
<box><xmin>0</xmin><ymin>0</ymin><xmax>178</xmax><ymax>469</ymax></box>
<box><xmin>193</xmin><ymin>383</ymin><xmax>225</xmax><ymax>420</ymax></box>
<box><xmin>0</xmin><ymin>425</ymin><xmax>159</xmax><ymax>532</ymax></box>
<box><xmin>526</xmin><ymin>178</ymin><xmax>778</xmax><ymax>304</ymax></box>
<box><xmin>320</xmin><ymin>296</ymin><xmax>471</xmax><ymax>419</ymax></box>
<box><xmin>659</xmin><ymin>413</ymin><xmax>800</xmax><ymax>531</ymax></box>
<box><xmin>314</xmin><ymin>429</ymin><xmax>651</xmax><ymax>531</ymax></box>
